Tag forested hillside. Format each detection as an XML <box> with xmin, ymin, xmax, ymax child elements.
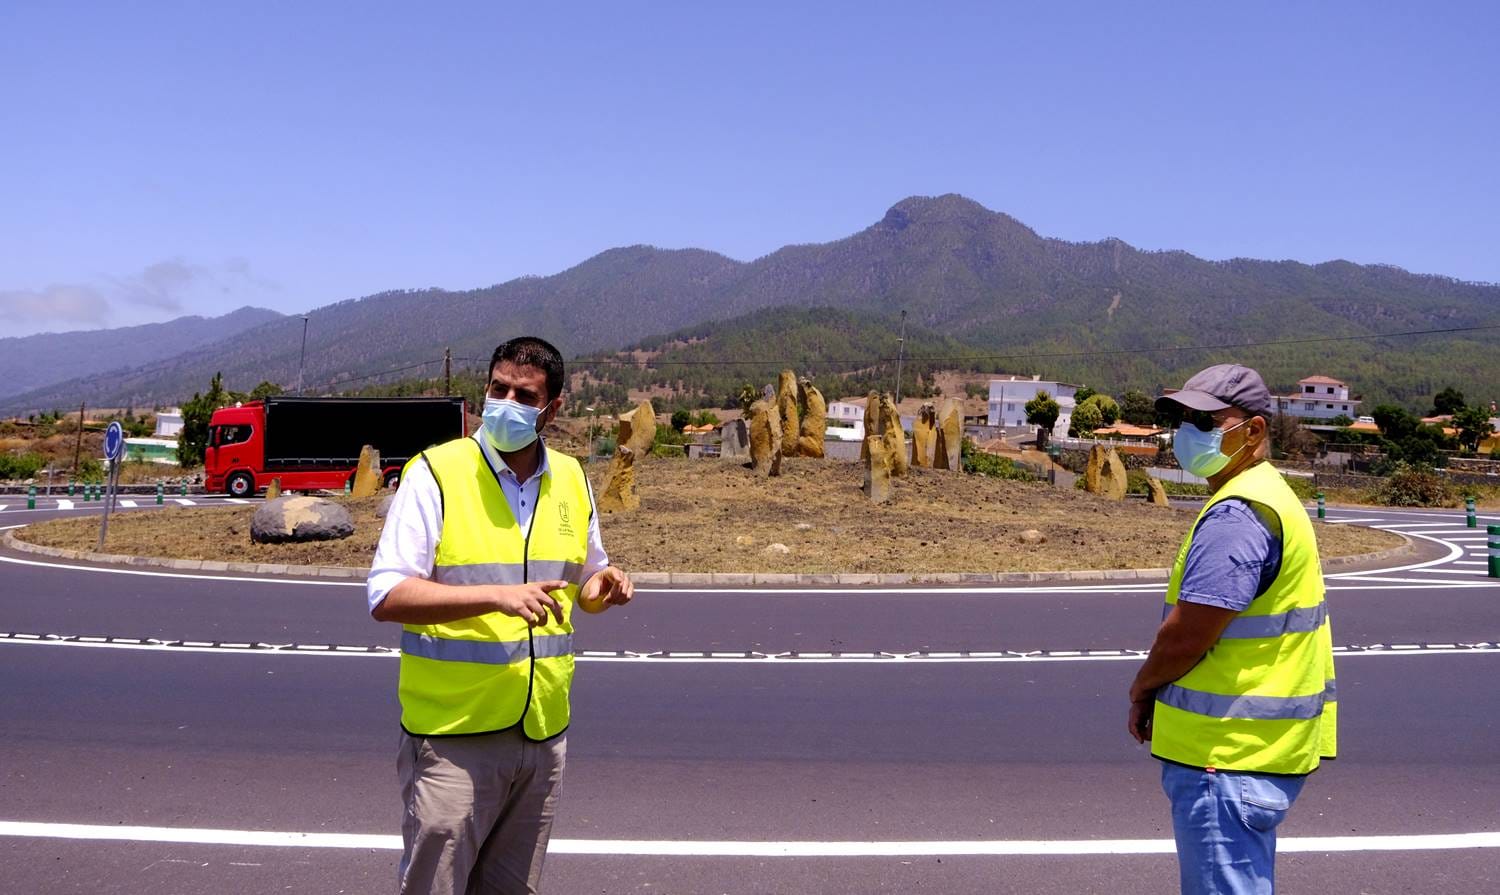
<box><xmin>5</xmin><ymin>194</ymin><xmax>1496</xmax><ymax>415</ymax></box>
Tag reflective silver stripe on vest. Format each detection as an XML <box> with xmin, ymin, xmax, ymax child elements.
<box><xmin>1220</xmin><ymin>602</ymin><xmax>1328</xmax><ymax>639</ymax></box>
<box><xmin>430</xmin><ymin>562</ymin><xmax>589</xmax><ymax>587</ymax></box>
<box><xmin>1158</xmin><ymin>680</ymin><xmax>1336</xmax><ymax>721</ymax></box>
<box><xmin>401</xmin><ymin>631</ymin><xmax>575</xmax><ymax>664</ymax></box>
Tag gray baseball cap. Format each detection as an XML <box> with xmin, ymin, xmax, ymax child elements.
<box><xmin>1156</xmin><ymin>363</ymin><xmax>1274</xmax><ymax>418</ymax></box>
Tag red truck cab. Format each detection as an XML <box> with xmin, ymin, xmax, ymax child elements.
<box><xmin>204</xmin><ymin>396</ymin><xmax>468</xmax><ymax>497</ymax></box>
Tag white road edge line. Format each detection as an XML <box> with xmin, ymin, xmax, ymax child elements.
<box><xmin>1</xmin><ymin>821</ymin><xmax>1497</xmax><ymax>855</ymax></box>
<box><xmin>1</xmin><ymin>637</ymin><xmax>1496</xmax><ymax>662</ymax></box>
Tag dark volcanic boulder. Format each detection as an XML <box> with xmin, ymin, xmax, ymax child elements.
<box><xmin>251</xmin><ymin>496</ymin><xmax>354</xmax><ymax>544</ymax></box>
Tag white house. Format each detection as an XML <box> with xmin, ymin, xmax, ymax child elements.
<box><xmin>986</xmin><ymin>375</ymin><xmax>1077</xmax><ymax>438</ymax></box>
<box><xmin>1276</xmin><ymin>376</ymin><xmax>1361</xmax><ymax>421</ymax></box>
<box><xmin>825</xmin><ymin>401</ymin><xmax>865</xmax><ymax>442</ymax></box>
<box><xmin>153</xmin><ymin>409</ymin><xmax>184</xmax><ymax>438</ymax></box>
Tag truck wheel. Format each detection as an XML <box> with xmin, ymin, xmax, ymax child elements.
<box><xmin>226</xmin><ymin>472</ymin><xmax>255</xmax><ymax>498</ymax></box>
<box><xmin>383</xmin><ymin>470</ymin><xmax>401</xmax><ymax>489</ymax></box>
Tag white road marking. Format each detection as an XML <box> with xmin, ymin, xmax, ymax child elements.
<box><xmin>1452</xmin><ymin>561</ymin><xmax>1488</xmax><ymax>566</ymax></box>
<box><xmin>0</xmin><ymin>820</ymin><xmax>1496</xmax><ymax>856</ymax></box>
<box><xmin>172</xmin><ymin>498</ymin><xmax>195</xmax><ymax>506</ymax></box>
<box><xmin>226</xmin><ymin>498</ymin><xmax>248</xmax><ymax>504</ymax></box>
<box><xmin>1322</xmin><ymin>517</ymin><xmax>1385</xmax><ymax>524</ymax></box>
<box><xmin>0</xmin><ymin>554</ymin><xmax>360</xmax><ymax>587</ymax></box>
<box><xmin>120</xmin><ymin>500</ymin><xmax>137</xmax><ymax>508</ymax></box>
<box><xmin>1</xmin><ymin>634</ymin><xmax>1496</xmax><ymax>663</ymax></box>
<box><xmin>56</xmin><ymin>500</ymin><xmax>74</xmax><ymax>510</ymax></box>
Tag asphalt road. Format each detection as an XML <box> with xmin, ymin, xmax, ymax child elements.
<box><xmin>1</xmin><ymin>502</ymin><xmax>1497</xmax><ymax>894</ymax></box>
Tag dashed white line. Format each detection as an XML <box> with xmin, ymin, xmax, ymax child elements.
<box><xmin>172</xmin><ymin>498</ymin><xmax>195</xmax><ymax>506</ymax></box>
<box><xmin>119</xmin><ymin>500</ymin><xmax>137</xmax><ymax>508</ymax></box>
<box><xmin>0</xmin><ymin>820</ymin><xmax>1496</xmax><ymax>856</ymax></box>
<box><xmin>56</xmin><ymin>500</ymin><xmax>74</xmax><ymax>510</ymax></box>
<box><xmin>226</xmin><ymin>498</ymin><xmax>248</xmax><ymax>504</ymax></box>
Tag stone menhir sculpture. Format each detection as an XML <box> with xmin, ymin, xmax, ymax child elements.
<box><xmin>618</xmin><ymin>401</ymin><xmax>657</xmax><ymax>460</ymax></box>
<box><xmin>878</xmin><ymin>393</ymin><xmax>909</xmax><ymax>477</ymax></box>
<box><xmin>863</xmin><ymin>434</ymin><xmax>893</xmax><ymax>503</ymax></box>
<box><xmin>748</xmin><ymin>398</ymin><xmax>783</xmax><ymax>477</ymax></box>
<box><xmin>777</xmin><ymin>369</ymin><xmax>801</xmax><ymax>458</ymax></box>
<box><xmin>934</xmin><ymin>398</ymin><xmax>963</xmax><ymax>471</ymax></box>
<box><xmin>910</xmin><ymin>403</ymin><xmax>937</xmax><ymax>468</ymax></box>
<box><xmin>795</xmin><ymin>378</ymin><xmax>826</xmax><ymax>459</ymax></box>
<box><xmin>1085</xmin><ymin>444</ymin><xmax>1128</xmax><ymax>500</ymax></box>
<box><xmin>597</xmin><ymin>445</ymin><xmax>640</xmax><ymax>512</ymax></box>
<box><xmin>351</xmin><ymin>445</ymin><xmax>382</xmax><ymax>499</ymax></box>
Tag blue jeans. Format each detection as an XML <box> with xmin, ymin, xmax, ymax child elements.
<box><xmin>1160</xmin><ymin>762</ymin><xmax>1306</xmax><ymax>895</ymax></box>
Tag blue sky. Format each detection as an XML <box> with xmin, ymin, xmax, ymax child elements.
<box><xmin>2</xmin><ymin>1</ymin><xmax>1496</xmax><ymax>337</ymax></box>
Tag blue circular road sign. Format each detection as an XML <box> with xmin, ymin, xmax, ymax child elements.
<box><xmin>104</xmin><ymin>421</ymin><xmax>125</xmax><ymax>462</ymax></box>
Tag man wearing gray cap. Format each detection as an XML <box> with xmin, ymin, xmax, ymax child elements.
<box><xmin>1127</xmin><ymin>364</ymin><xmax>1336</xmax><ymax>894</ymax></box>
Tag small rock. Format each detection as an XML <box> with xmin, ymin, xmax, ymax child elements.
<box><xmin>734</xmin><ymin>535</ymin><xmax>756</xmax><ymax>547</ymax></box>
<box><xmin>376</xmin><ymin>494</ymin><xmax>396</xmax><ymax>518</ymax></box>
<box><xmin>794</xmin><ymin>522</ymin><xmax>814</xmax><ymax>531</ymax></box>
<box><xmin>763</xmin><ymin>542</ymin><xmax>791</xmax><ymax>555</ymax></box>
<box><xmin>1017</xmin><ymin>529</ymin><xmax>1047</xmax><ymax>545</ymax></box>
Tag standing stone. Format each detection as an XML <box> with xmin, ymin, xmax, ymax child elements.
<box><xmin>910</xmin><ymin>403</ymin><xmax>937</xmax><ymax>468</ymax></box>
<box><xmin>934</xmin><ymin>399</ymin><xmax>963</xmax><ymax>471</ymax></box>
<box><xmin>879</xmin><ymin>394</ymin><xmax>909</xmax><ymax>477</ymax></box>
<box><xmin>719</xmin><ymin>419</ymin><xmax>750</xmax><ymax>460</ymax></box>
<box><xmin>863</xmin><ymin>435</ymin><xmax>893</xmax><ymax>504</ymax></box>
<box><xmin>265</xmin><ymin>478</ymin><xmax>282</xmax><ymax>500</ymax></box>
<box><xmin>860</xmin><ymin>391</ymin><xmax>882</xmax><ymax>462</ymax></box>
<box><xmin>351</xmin><ymin>445</ymin><xmax>382</xmax><ymax>499</ymax></box>
<box><xmin>748</xmin><ymin>398</ymin><xmax>782</xmax><ymax>477</ymax></box>
<box><xmin>1085</xmin><ymin>445</ymin><xmax>1128</xmax><ymax>500</ymax></box>
<box><xmin>618</xmin><ymin>401</ymin><xmax>657</xmax><ymax>460</ymax></box>
<box><xmin>597</xmin><ymin>446</ymin><xmax>640</xmax><ymax>512</ymax></box>
<box><xmin>776</xmin><ymin>370</ymin><xmax>800</xmax><ymax>458</ymax></box>
<box><xmin>1147</xmin><ymin>476</ymin><xmax>1170</xmax><ymax>506</ymax></box>
<box><xmin>795</xmin><ymin>379</ymin><xmax>827</xmax><ymax>458</ymax></box>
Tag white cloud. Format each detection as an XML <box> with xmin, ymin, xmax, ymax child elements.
<box><xmin>0</xmin><ymin>284</ymin><xmax>113</xmax><ymax>331</ymax></box>
<box><xmin>2</xmin><ymin>257</ymin><xmax>281</xmax><ymax>336</ymax></box>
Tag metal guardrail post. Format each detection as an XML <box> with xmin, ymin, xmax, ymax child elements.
<box><xmin>1316</xmin><ymin>492</ymin><xmax>1325</xmax><ymax>519</ymax></box>
<box><xmin>1466</xmin><ymin>497</ymin><xmax>1477</xmax><ymax>529</ymax></box>
<box><xmin>1489</xmin><ymin>525</ymin><xmax>1500</xmax><ymax>579</ymax></box>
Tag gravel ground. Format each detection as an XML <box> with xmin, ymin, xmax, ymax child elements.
<box><xmin>17</xmin><ymin>456</ymin><xmax>1401</xmax><ymax>573</ymax></box>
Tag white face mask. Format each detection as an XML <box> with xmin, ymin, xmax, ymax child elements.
<box><xmin>482</xmin><ymin>398</ymin><xmax>544</xmax><ymax>452</ymax></box>
<box><xmin>1172</xmin><ymin>417</ymin><xmax>1250</xmax><ymax>478</ymax></box>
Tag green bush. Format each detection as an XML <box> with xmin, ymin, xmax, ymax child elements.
<box><xmin>0</xmin><ymin>452</ymin><xmax>47</xmax><ymax>480</ymax></box>
<box><xmin>960</xmin><ymin>439</ymin><xmax>1034</xmax><ymax>481</ymax></box>
<box><xmin>1125</xmin><ymin>469</ymin><xmax>1210</xmax><ymax>497</ymax></box>
<box><xmin>649</xmin><ymin>442</ymin><xmax>687</xmax><ymax>459</ymax></box>
<box><xmin>1373</xmin><ymin>464</ymin><xmax>1455</xmax><ymax>507</ymax></box>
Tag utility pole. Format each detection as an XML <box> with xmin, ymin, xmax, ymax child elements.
<box><xmin>296</xmin><ymin>315</ymin><xmax>311</xmax><ymax>395</ymax></box>
<box><xmin>893</xmin><ymin>310</ymin><xmax>908</xmax><ymax>403</ymax></box>
<box><xmin>444</xmin><ymin>348</ymin><xmax>452</xmax><ymax>396</ymax></box>
<box><xmin>72</xmin><ymin>401</ymin><xmax>86</xmax><ymax>474</ymax></box>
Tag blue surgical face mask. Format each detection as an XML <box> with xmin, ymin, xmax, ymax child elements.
<box><xmin>1172</xmin><ymin>417</ymin><xmax>1250</xmax><ymax>478</ymax></box>
<box><xmin>482</xmin><ymin>398</ymin><xmax>545</xmax><ymax>452</ymax></box>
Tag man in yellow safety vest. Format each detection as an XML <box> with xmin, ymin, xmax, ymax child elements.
<box><xmin>368</xmin><ymin>336</ymin><xmax>635</xmax><ymax>894</ymax></box>
<box><xmin>1129</xmin><ymin>363</ymin><xmax>1336</xmax><ymax>894</ymax></box>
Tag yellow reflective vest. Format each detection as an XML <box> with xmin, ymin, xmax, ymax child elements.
<box><xmin>1152</xmin><ymin>461</ymin><xmax>1337</xmax><ymax>775</ymax></box>
<box><xmin>398</xmin><ymin>436</ymin><xmax>592</xmax><ymax>740</ymax></box>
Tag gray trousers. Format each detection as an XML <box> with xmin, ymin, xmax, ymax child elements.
<box><xmin>397</xmin><ymin>728</ymin><xmax>567</xmax><ymax>895</ymax></box>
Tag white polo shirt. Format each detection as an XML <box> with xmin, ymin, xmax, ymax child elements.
<box><xmin>367</xmin><ymin>435</ymin><xmax>610</xmax><ymax>613</ymax></box>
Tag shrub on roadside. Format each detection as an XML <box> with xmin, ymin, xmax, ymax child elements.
<box><xmin>960</xmin><ymin>439</ymin><xmax>1034</xmax><ymax>481</ymax></box>
<box><xmin>1373</xmin><ymin>464</ymin><xmax>1455</xmax><ymax>507</ymax></box>
<box><xmin>0</xmin><ymin>452</ymin><xmax>47</xmax><ymax>480</ymax></box>
<box><xmin>1281</xmin><ymin>475</ymin><xmax>1318</xmax><ymax>501</ymax></box>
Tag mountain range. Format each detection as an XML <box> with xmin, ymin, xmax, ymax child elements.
<box><xmin>4</xmin><ymin>194</ymin><xmax>1497</xmax><ymax>415</ymax></box>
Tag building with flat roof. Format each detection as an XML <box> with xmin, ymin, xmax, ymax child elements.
<box><xmin>986</xmin><ymin>375</ymin><xmax>1077</xmax><ymax>438</ymax></box>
